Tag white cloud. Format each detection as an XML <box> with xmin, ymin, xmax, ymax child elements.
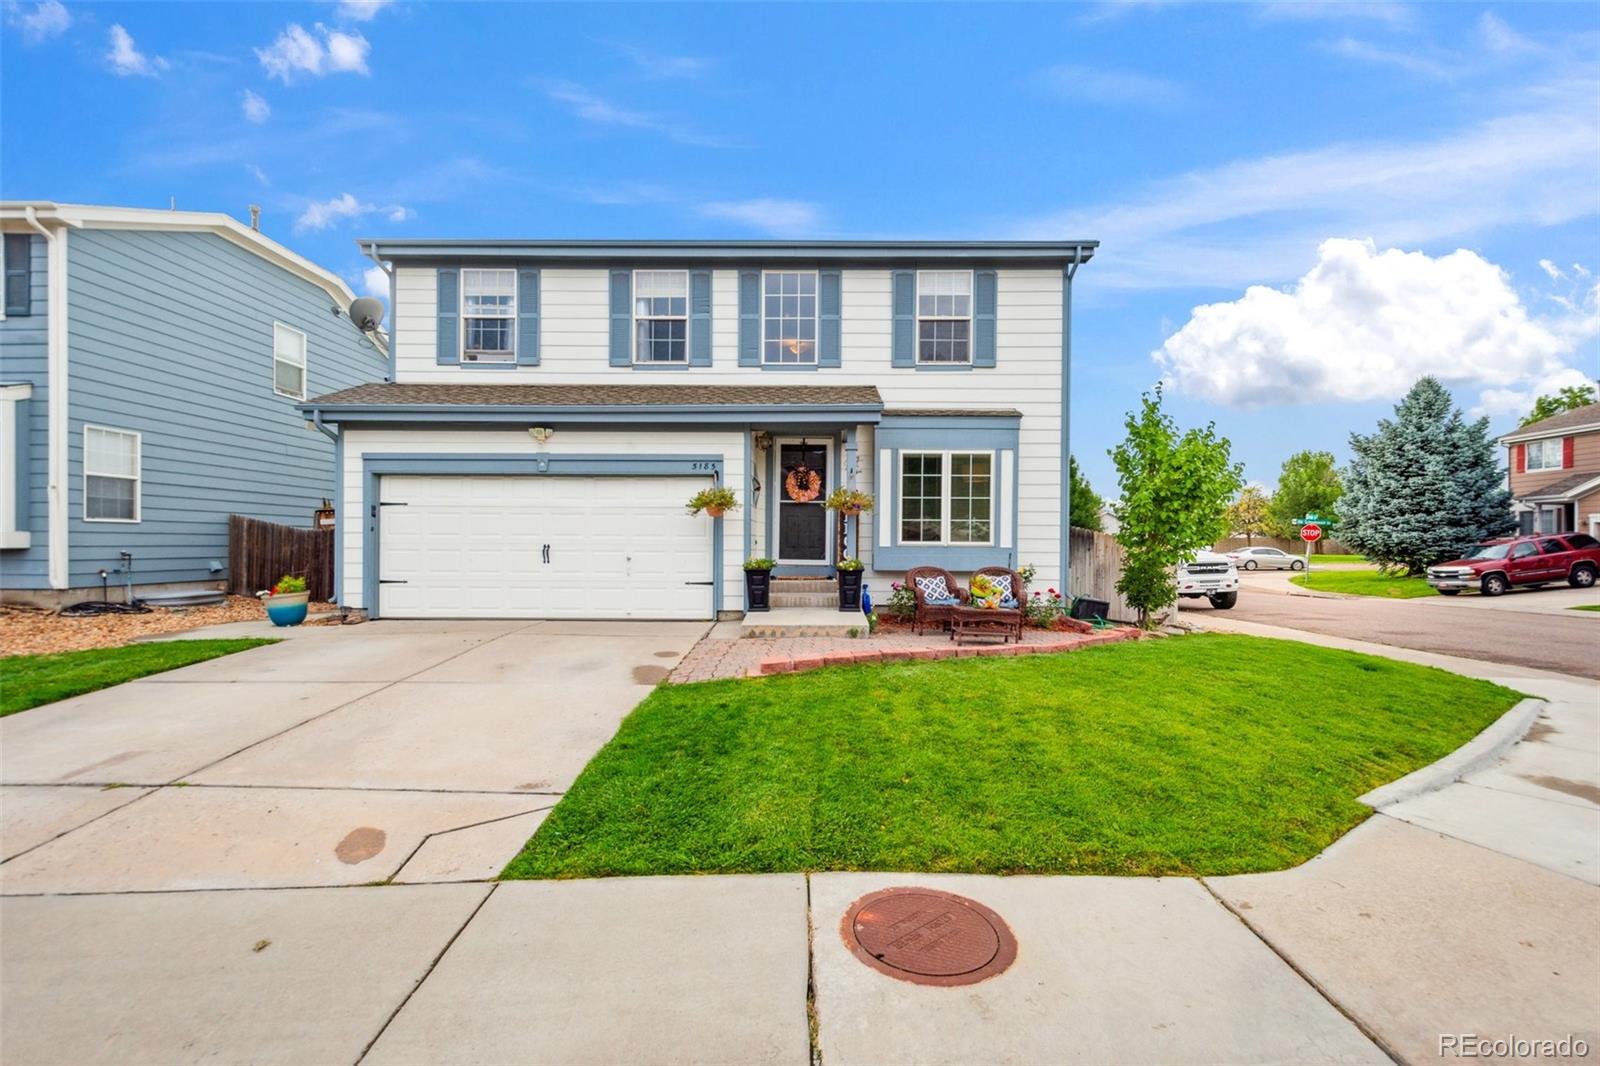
<box><xmin>246</xmin><ymin>163</ymin><xmax>269</xmax><ymax>185</ymax></box>
<box><xmin>1256</xmin><ymin>1</ymin><xmax>1414</xmax><ymax>28</ymax></box>
<box><xmin>256</xmin><ymin>23</ymin><xmax>369</xmax><ymax>83</ymax></box>
<box><xmin>1538</xmin><ymin>258</ymin><xmax>1565</xmax><ymax>282</ymax></box>
<box><xmin>1324</xmin><ymin>36</ymin><xmax>1454</xmax><ymax>80</ymax></box>
<box><xmin>361</xmin><ymin>264</ymin><xmax>389</xmax><ymax>299</ymax></box>
<box><xmin>241</xmin><ymin>89</ymin><xmax>271</xmax><ymax>124</ymax></box>
<box><xmin>605</xmin><ymin>39</ymin><xmax>707</xmax><ymax>80</ymax></box>
<box><xmin>1014</xmin><ymin>84</ymin><xmax>1600</xmax><ymax>290</ymax></box>
<box><xmin>106</xmin><ymin>24</ymin><xmax>167</xmax><ymax>77</ymax></box>
<box><xmin>7</xmin><ymin>0</ymin><xmax>70</xmax><ymax>44</ymax></box>
<box><xmin>1479</xmin><ymin>12</ymin><xmax>1540</xmax><ymax>56</ymax></box>
<box><xmin>294</xmin><ymin>192</ymin><xmax>411</xmax><ymax>232</ymax></box>
<box><xmin>546</xmin><ymin>81</ymin><xmax>730</xmax><ymax>147</ymax></box>
<box><xmin>1153</xmin><ymin>239</ymin><xmax>1591</xmax><ymax>415</ymax></box>
<box><xmin>699</xmin><ymin>199</ymin><xmax>822</xmax><ymax>237</ymax></box>
<box><xmin>1034</xmin><ymin>65</ymin><xmax>1185</xmax><ymax>107</ymax></box>
<box><xmin>336</xmin><ymin>0</ymin><xmax>392</xmax><ymax>21</ymax></box>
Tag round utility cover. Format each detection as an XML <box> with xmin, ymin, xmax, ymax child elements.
<box><xmin>842</xmin><ymin>887</ymin><xmax>1017</xmax><ymax>986</ymax></box>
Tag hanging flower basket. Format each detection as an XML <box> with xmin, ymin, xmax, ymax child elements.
<box><xmin>686</xmin><ymin>486</ymin><xmax>738</xmax><ymax>517</ymax></box>
<box><xmin>824</xmin><ymin>487</ymin><xmax>874</xmax><ymax>515</ymax></box>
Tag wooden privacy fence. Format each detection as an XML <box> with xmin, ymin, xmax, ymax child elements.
<box><xmin>1068</xmin><ymin>527</ymin><xmax>1140</xmax><ymax>623</ymax></box>
<box><xmin>228</xmin><ymin>515</ymin><xmax>335</xmax><ymax>602</ymax></box>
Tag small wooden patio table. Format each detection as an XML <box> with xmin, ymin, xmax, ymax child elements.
<box><xmin>949</xmin><ymin>604</ymin><xmax>1024</xmax><ymax>645</ymax></box>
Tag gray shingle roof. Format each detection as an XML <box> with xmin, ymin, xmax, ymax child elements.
<box><xmin>881</xmin><ymin>408</ymin><xmax>1023</xmax><ymax>418</ymax></box>
<box><xmin>1502</xmin><ymin>402</ymin><xmax>1600</xmax><ymax>441</ymax></box>
<box><xmin>1518</xmin><ymin>471</ymin><xmax>1600</xmax><ymax>500</ymax></box>
<box><xmin>305</xmin><ymin>382</ymin><xmax>883</xmax><ymax>408</ymax></box>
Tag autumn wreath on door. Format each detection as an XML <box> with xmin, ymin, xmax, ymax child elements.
<box><xmin>784</xmin><ymin>462</ymin><xmax>822</xmax><ymax>502</ymax></box>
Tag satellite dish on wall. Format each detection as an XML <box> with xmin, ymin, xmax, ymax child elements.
<box><xmin>348</xmin><ymin>297</ymin><xmax>384</xmax><ymax>333</ymax></box>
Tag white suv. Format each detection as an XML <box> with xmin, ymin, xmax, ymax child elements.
<box><xmin>1178</xmin><ymin>552</ymin><xmax>1239</xmax><ymax>609</ymax></box>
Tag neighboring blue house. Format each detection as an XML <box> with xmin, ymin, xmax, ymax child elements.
<box><xmin>0</xmin><ymin>203</ymin><xmax>388</xmax><ymax>606</ymax></box>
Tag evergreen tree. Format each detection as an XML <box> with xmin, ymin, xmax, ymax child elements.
<box><xmin>1068</xmin><ymin>455</ymin><xmax>1105</xmax><ymax>532</ymax></box>
<box><xmin>1340</xmin><ymin>377</ymin><xmax>1515</xmax><ymax>574</ymax></box>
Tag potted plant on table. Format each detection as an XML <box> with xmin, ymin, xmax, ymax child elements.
<box><xmin>744</xmin><ymin>557</ymin><xmax>776</xmax><ymax>612</ymax></box>
<box><xmin>836</xmin><ymin>558</ymin><xmax>865</xmax><ymax>613</ymax></box>
<box><xmin>260</xmin><ymin>574</ymin><xmax>309</xmax><ymax>627</ymax></box>
<box><xmin>686</xmin><ymin>486</ymin><xmax>738</xmax><ymax>518</ymax></box>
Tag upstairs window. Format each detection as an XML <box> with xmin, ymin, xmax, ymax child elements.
<box><xmin>273</xmin><ymin>323</ymin><xmax>307</xmax><ymax>400</ymax></box>
<box><xmin>1525</xmin><ymin>438</ymin><xmax>1563</xmax><ymax>471</ymax></box>
<box><xmin>462</xmin><ymin>269</ymin><xmax>516</xmax><ymax>363</ymax></box>
<box><xmin>763</xmin><ymin>271</ymin><xmax>817</xmax><ymax>364</ymax></box>
<box><xmin>917</xmin><ymin>270</ymin><xmax>972</xmax><ymax>364</ymax></box>
<box><xmin>634</xmin><ymin>270</ymin><xmax>688</xmax><ymax>363</ymax></box>
<box><xmin>85</xmin><ymin>426</ymin><xmax>140</xmax><ymax>523</ymax></box>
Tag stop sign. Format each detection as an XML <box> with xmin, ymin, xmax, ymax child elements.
<box><xmin>1300</xmin><ymin>523</ymin><xmax>1323</xmax><ymax>542</ymax></box>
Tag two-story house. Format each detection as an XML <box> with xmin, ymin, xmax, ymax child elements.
<box><xmin>299</xmin><ymin>239</ymin><xmax>1096</xmax><ymax>620</ymax></box>
<box><xmin>1501</xmin><ymin>401</ymin><xmax>1600</xmax><ymax>539</ymax></box>
<box><xmin>0</xmin><ymin>202</ymin><xmax>388</xmax><ymax>606</ymax></box>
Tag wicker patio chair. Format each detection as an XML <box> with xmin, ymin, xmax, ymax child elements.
<box><xmin>969</xmin><ymin>565</ymin><xmax>1026</xmax><ymax>642</ymax></box>
<box><xmin>906</xmin><ymin>565</ymin><xmax>966</xmax><ymax>634</ymax></box>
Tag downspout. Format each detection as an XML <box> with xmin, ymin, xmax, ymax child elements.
<box><xmin>23</xmin><ymin>207</ymin><xmax>68</xmax><ymax>590</ymax></box>
<box><xmin>361</xmin><ymin>242</ymin><xmax>395</xmax><ymax>383</ymax></box>
<box><xmin>1059</xmin><ymin>256</ymin><xmax>1081</xmax><ymax>599</ymax></box>
<box><xmin>310</xmin><ymin>409</ymin><xmax>341</xmax><ymax>605</ymax></box>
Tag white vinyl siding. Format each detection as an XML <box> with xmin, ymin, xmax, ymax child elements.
<box><xmin>273</xmin><ymin>322</ymin><xmax>307</xmax><ymax>400</ymax></box>
<box><xmin>83</xmin><ymin>425</ymin><xmax>140</xmax><ymax>523</ymax></box>
<box><xmin>386</xmin><ymin>266</ymin><xmax>1067</xmax><ymax>589</ymax></box>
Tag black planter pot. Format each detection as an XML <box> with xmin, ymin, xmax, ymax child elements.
<box><xmin>837</xmin><ymin>569</ymin><xmax>863</xmax><ymax>613</ymax></box>
<box><xmin>745</xmin><ymin>568</ymin><xmax>773</xmax><ymax>612</ymax></box>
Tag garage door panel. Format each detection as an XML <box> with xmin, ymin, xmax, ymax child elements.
<box><xmin>378</xmin><ymin>474</ymin><xmax>713</xmax><ymax>620</ymax></box>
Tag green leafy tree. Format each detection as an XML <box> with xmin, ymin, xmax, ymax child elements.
<box><xmin>1340</xmin><ymin>377</ymin><xmax>1515</xmax><ymax>575</ymax></box>
<box><xmin>1109</xmin><ymin>386</ymin><xmax>1244</xmax><ymax>628</ymax></box>
<box><xmin>1520</xmin><ymin>383</ymin><xmax>1597</xmax><ymax>427</ymax></box>
<box><xmin>1267</xmin><ymin>450</ymin><xmax>1343</xmax><ymax>548</ymax></box>
<box><xmin>1069</xmin><ymin>455</ymin><xmax>1105</xmax><ymax>532</ymax></box>
<box><xmin>1225</xmin><ymin>486</ymin><xmax>1273</xmax><ymax>545</ymax></box>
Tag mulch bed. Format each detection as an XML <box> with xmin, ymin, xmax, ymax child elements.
<box><xmin>0</xmin><ymin>597</ymin><xmax>336</xmax><ymax>657</ymax></box>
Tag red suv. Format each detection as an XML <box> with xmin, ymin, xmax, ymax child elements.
<box><xmin>1427</xmin><ymin>533</ymin><xmax>1600</xmax><ymax>596</ymax></box>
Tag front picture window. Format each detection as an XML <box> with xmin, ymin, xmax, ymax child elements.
<box><xmin>899</xmin><ymin>450</ymin><xmax>993</xmax><ymax>545</ymax></box>
<box><xmin>950</xmin><ymin>453</ymin><xmax>993</xmax><ymax>543</ymax></box>
<box><xmin>634</xmin><ymin>270</ymin><xmax>688</xmax><ymax>363</ymax></box>
<box><xmin>763</xmin><ymin>271</ymin><xmax>817</xmax><ymax>364</ymax></box>
<box><xmin>900</xmin><ymin>453</ymin><xmax>943</xmax><ymax>542</ymax></box>
<box><xmin>916</xmin><ymin>270</ymin><xmax>972</xmax><ymax>364</ymax></box>
<box><xmin>462</xmin><ymin>269</ymin><xmax>516</xmax><ymax>362</ymax></box>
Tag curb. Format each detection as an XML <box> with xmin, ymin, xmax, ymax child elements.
<box><xmin>752</xmin><ymin>628</ymin><xmax>1139</xmax><ymax>677</ymax></box>
<box><xmin>1359</xmin><ymin>697</ymin><xmax>1546</xmax><ymax>810</ymax></box>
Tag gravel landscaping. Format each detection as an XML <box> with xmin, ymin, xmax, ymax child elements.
<box><xmin>0</xmin><ymin>596</ymin><xmax>334</xmax><ymax>657</ymax></box>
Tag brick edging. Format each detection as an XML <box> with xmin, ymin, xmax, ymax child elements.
<box><xmin>750</xmin><ymin>628</ymin><xmax>1144</xmax><ymax>677</ymax></box>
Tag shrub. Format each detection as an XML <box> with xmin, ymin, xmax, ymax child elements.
<box><xmin>884</xmin><ymin>582</ymin><xmax>916</xmax><ymax>620</ymax></box>
<box><xmin>1025</xmin><ymin>587</ymin><xmax>1068</xmax><ymax>628</ymax></box>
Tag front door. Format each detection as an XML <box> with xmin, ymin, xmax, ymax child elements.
<box><xmin>777</xmin><ymin>441</ymin><xmax>830</xmax><ymax>564</ymax></box>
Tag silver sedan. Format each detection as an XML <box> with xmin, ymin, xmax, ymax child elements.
<box><xmin>1227</xmin><ymin>546</ymin><xmax>1306</xmax><ymax>571</ymax></box>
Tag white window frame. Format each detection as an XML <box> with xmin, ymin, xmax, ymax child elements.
<box><xmin>897</xmin><ymin>449</ymin><xmax>994</xmax><ymax>546</ymax></box>
<box><xmin>1526</xmin><ymin>437</ymin><xmax>1563</xmax><ymax>471</ymax></box>
<box><xmin>272</xmin><ymin>322</ymin><xmax>307</xmax><ymax>400</ymax></box>
<box><xmin>632</xmin><ymin>269</ymin><xmax>689</xmax><ymax>364</ymax></box>
<box><xmin>762</xmin><ymin>270</ymin><xmax>819</xmax><ymax>365</ymax></box>
<box><xmin>915</xmin><ymin>270</ymin><xmax>974</xmax><ymax>365</ymax></box>
<box><xmin>83</xmin><ymin>425</ymin><xmax>141</xmax><ymax>524</ymax></box>
<box><xmin>460</xmin><ymin>268</ymin><xmax>517</xmax><ymax>363</ymax></box>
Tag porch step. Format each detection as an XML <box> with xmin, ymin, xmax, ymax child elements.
<box><xmin>770</xmin><ymin>578</ymin><xmax>836</xmax><ymax>594</ymax></box>
<box><xmin>770</xmin><ymin>592</ymin><xmax>839</xmax><ymax>609</ymax></box>
<box><xmin>741</xmin><ymin>606</ymin><xmax>864</xmax><ymax>638</ymax></box>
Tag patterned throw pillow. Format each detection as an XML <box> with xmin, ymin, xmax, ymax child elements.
<box><xmin>989</xmin><ymin>573</ymin><xmax>1014</xmax><ymax>598</ymax></box>
<box><xmin>914</xmin><ymin>574</ymin><xmax>951</xmax><ymax>601</ymax></box>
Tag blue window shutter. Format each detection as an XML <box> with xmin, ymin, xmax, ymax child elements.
<box><xmin>689</xmin><ymin>269</ymin><xmax>712</xmax><ymax>366</ymax></box>
<box><xmin>891</xmin><ymin>270</ymin><xmax>915</xmax><ymax>368</ymax></box>
<box><xmin>738</xmin><ymin>270</ymin><xmax>760</xmax><ymax>367</ymax></box>
<box><xmin>609</xmin><ymin>269</ymin><xmax>632</xmax><ymax>367</ymax></box>
<box><xmin>4</xmin><ymin>235</ymin><xmax>31</xmax><ymax>317</ymax></box>
<box><xmin>435</xmin><ymin>268</ymin><xmax>459</xmax><ymax>366</ymax></box>
<box><xmin>517</xmin><ymin>268</ymin><xmax>540</xmax><ymax>366</ymax></box>
<box><xmin>818</xmin><ymin>269</ymin><xmax>841</xmax><ymax>368</ymax></box>
<box><xmin>973</xmin><ymin>269</ymin><xmax>997</xmax><ymax>367</ymax></box>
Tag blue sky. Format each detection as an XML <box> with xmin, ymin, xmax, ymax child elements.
<box><xmin>4</xmin><ymin>0</ymin><xmax>1597</xmax><ymax>495</ymax></box>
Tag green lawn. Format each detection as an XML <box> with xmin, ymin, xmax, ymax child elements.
<box><xmin>0</xmin><ymin>639</ymin><xmax>276</xmax><ymax>717</ymax></box>
<box><xmin>1570</xmin><ymin>604</ymin><xmax>1600</xmax><ymax>613</ymax></box>
<box><xmin>504</xmin><ymin>635</ymin><xmax>1519</xmax><ymax>880</ymax></box>
<box><xmin>1292</xmin><ymin>570</ymin><xmax>1439</xmax><ymax>598</ymax></box>
<box><xmin>1307</xmin><ymin>553</ymin><xmax>1370</xmax><ymax>565</ymax></box>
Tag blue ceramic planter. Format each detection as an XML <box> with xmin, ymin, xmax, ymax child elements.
<box><xmin>264</xmin><ymin>592</ymin><xmax>309</xmax><ymax>627</ymax></box>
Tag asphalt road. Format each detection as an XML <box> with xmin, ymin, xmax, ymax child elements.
<box><xmin>1180</xmin><ymin>582</ymin><xmax>1600</xmax><ymax>680</ymax></box>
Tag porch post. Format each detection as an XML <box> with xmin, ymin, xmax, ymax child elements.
<box><xmin>843</xmin><ymin>426</ymin><xmax>858</xmax><ymax>560</ymax></box>
<box><xmin>742</xmin><ymin>427</ymin><xmax>753</xmax><ymax>569</ymax></box>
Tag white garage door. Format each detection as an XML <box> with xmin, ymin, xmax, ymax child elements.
<box><xmin>377</xmin><ymin>475</ymin><xmax>714</xmax><ymax>619</ymax></box>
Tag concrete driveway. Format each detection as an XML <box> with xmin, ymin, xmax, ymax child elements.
<box><xmin>0</xmin><ymin>620</ymin><xmax>706</xmax><ymax>892</ymax></box>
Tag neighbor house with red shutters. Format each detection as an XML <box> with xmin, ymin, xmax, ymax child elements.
<box><xmin>1500</xmin><ymin>402</ymin><xmax>1600</xmax><ymax>538</ymax></box>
